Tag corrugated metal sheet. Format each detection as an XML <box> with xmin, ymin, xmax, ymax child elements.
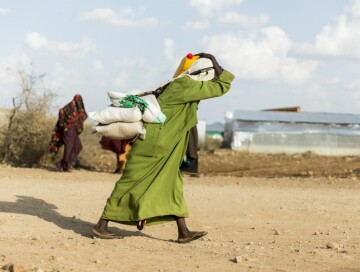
<box><xmin>225</xmin><ymin>110</ymin><xmax>360</xmax><ymax>156</ymax></box>
<box><xmin>233</xmin><ymin>110</ymin><xmax>360</xmax><ymax>125</ymax></box>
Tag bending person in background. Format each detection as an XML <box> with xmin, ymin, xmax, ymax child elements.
<box><xmin>180</xmin><ymin>125</ymin><xmax>199</xmax><ymax>176</ymax></box>
<box><xmin>50</xmin><ymin>94</ymin><xmax>87</xmax><ymax>172</ymax></box>
<box><xmin>99</xmin><ymin>136</ymin><xmax>132</xmax><ymax>174</ymax></box>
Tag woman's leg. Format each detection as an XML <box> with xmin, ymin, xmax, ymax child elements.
<box><xmin>176</xmin><ymin>217</ymin><xmax>208</xmax><ymax>243</ymax></box>
<box><xmin>92</xmin><ymin>218</ymin><xmax>123</xmax><ymax>239</ymax></box>
<box><xmin>73</xmin><ymin>133</ymin><xmax>83</xmax><ymax>158</ymax></box>
<box><xmin>56</xmin><ymin>126</ymin><xmax>76</xmax><ymax>171</ymax></box>
<box><xmin>114</xmin><ymin>153</ymin><xmax>122</xmax><ymax>173</ymax></box>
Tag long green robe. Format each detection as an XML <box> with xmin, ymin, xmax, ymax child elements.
<box><xmin>101</xmin><ymin>70</ymin><xmax>235</xmax><ymax>225</ymax></box>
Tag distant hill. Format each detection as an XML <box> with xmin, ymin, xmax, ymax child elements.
<box><xmin>206</xmin><ymin>122</ymin><xmax>224</xmax><ymax>133</ymax></box>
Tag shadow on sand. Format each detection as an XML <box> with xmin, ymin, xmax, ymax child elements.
<box><xmin>0</xmin><ymin>195</ymin><xmax>159</xmax><ymax>240</ymax></box>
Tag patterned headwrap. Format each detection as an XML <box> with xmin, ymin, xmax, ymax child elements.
<box><xmin>50</xmin><ymin>94</ymin><xmax>88</xmax><ymax>154</ymax></box>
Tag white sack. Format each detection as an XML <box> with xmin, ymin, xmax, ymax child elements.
<box><xmin>126</xmin><ymin>90</ymin><xmax>166</xmax><ymax>124</ymax></box>
<box><xmin>109</xmin><ymin>90</ymin><xmax>167</xmax><ymax>124</ymax></box>
<box><xmin>108</xmin><ymin>90</ymin><xmax>146</xmax><ymax>107</ymax></box>
<box><xmin>93</xmin><ymin>121</ymin><xmax>146</xmax><ymax>140</ymax></box>
<box><xmin>185</xmin><ymin>58</ymin><xmax>215</xmax><ymax>81</ymax></box>
<box><xmin>141</xmin><ymin>94</ymin><xmax>166</xmax><ymax>124</ymax></box>
<box><xmin>107</xmin><ymin>91</ymin><xmax>127</xmax><ymax>107</ymax></box>
<box><xmin>88</xmin><ymin>106</ymin><xmax>142</xmax><ymax>124</ymax></box>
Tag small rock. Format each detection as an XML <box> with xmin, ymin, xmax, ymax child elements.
<box><xmin>91</xmin><ymin>239</ymin><xmax>100</xmax><ymax>245</ymax></box>
<box><xmin>234</xmin><ymin>256</ymin><xmax>242</xmax><ymax>263</ymax></box>
<box><xmin>313</xmin><ymin>231</ymin><xmax>319</xmax><ymax>235</ymax></box>
<box><xmin>2</xmin><ymin>263</ymin><xmax>25</xmax><ymax>272</ymax></box>
<box><xmin>326</xmin><ymin>242</ymin><xmax>340</xmax><ymax>249</ymax></box>
<box><xmin>247</xmin><ymin>241</ymin><xmax>254</xmax><ymax>245</ymax></box>
<box><xmin>274</xmin><ymin>230</ymin><xmax>280</xmax><ymax>235</ymax></box>
<box><xmin>2</xmin><ymin>264</ymin><xmax>11</xmax><ymax>270</ymax></box>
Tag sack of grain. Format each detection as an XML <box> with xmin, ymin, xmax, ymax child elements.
<box><xmin>88</xmin><ymin>106</ymin><xmax>142</xmax><ymax>124</ymax></box>
<box><xmin>108</xmin><ymin>90</ymin><xmax>167</xmax><ymax>124</ymax></box>
<box><xmin>93</xmin><ymin>121</ymin><xmax>146</xmax><ymax>140</ymax></box>
<box><xmin>142</xmin><ymin>95</ymin><xmax>166</xmax><ymax>123</ymax></box>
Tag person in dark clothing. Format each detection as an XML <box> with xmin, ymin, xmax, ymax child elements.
<box><xmin>180</xmin><ymin>125</ymin><xmax>199</xmax><ymax>175</ymax></box>
<box><xmin>50</xmin><ymin>94</ymin><xmax>87</xmax><ymax>172</ymax></box>
<box><xmin>99</xmin><ymin>136</ymin><xmax>132</xmax><ymax>173</ymax></box>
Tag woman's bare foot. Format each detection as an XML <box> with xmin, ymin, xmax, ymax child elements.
<box><xmin>177</xmin><ymin>231</ymin><xmax>208</xmax><ymax>243</ymax></box>
<box><xmin>92</xmin><ymin>218</ymin><xmax>123</xmax><ymax>239</ymax></box>
<box><xmin>175</xmin><ymin>217</ymin><xmax>207</xmax><ymax>243</ymax></box>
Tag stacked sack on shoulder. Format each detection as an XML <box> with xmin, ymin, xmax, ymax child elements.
<box><xmin>89</xmin><ymin>52</ymin><xmax>216</xmax><ymax>140</ymax></box>
<box><xmin>89</xmin><ymin>89</ymin><xmax>166</xmax><ymax>140</ymax></box>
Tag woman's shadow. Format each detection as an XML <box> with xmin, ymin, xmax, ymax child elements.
<box><xmin>0</xmin><ymin>195</ymin><xmax>152</xmax><ymax>240</ymax></box>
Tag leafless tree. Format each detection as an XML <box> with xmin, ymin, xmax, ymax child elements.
<box><xmin>0</xmin><ymin>65</ymin><xmax>57</xmax><ymax>166</ymax></box>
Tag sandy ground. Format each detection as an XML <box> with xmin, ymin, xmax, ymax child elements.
<box><xmin>1</xmin><ymin>165</ymin><xmax>360</xmax><ymax>272</ymax></box>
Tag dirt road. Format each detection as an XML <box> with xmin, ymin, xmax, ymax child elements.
<box><xmin>0</xmin><ymin>165</ymin><xmax>360</xmax><ymax>272</ymax></box>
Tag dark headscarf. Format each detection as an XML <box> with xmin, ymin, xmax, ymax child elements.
<box><xmin>50</xmin><ymin>94</ymin><xmax>87</xmax><ymax>154</ymax></box>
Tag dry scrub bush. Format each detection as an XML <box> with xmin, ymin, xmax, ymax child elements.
<box><xmin>2</xmin><ymin>112</ymin><xmax>55</xmax><ymax>166</ymax></box>
<box><xmin>0</xmin><ymin>68</ymin><xmax>56</xmax><ymax>167</ymax></box>
<box><xmin>202</xmin><ymin>136</ymin><xmax>223</xmax><ymax>153</ymax></box>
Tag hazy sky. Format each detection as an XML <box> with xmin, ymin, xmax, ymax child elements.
<box><xmin>1</xmin><ymin>0</ymin><xmax>360</xmax><ymax>124</ymax></box>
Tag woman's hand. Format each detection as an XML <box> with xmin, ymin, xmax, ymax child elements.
<box><xmin>194</xmin><ymin>53</ymin><xmax>224</xmax><ymax>77</ymax></box>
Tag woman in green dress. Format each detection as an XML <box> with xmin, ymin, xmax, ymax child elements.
<box><xmin>93</xmin><ymin>53</ymin><xmax>235</xmax><ymax>243</ymax></box>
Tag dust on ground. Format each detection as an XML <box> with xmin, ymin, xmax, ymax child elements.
<box><xmin>1</xmin><ymin>153</ymin><xmax>360</xmax><ymax>272</ymax></box>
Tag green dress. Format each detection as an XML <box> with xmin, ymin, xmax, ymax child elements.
<box><xmin>101</xmin><ymin>70</ymin><xmax>235</xmax><ymax>226</ymax></box>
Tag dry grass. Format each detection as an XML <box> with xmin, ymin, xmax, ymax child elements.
<box><xmin>202</xmin><ymin>136</ymin><xmax>223</xmax><ymax>153</ymax></box>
